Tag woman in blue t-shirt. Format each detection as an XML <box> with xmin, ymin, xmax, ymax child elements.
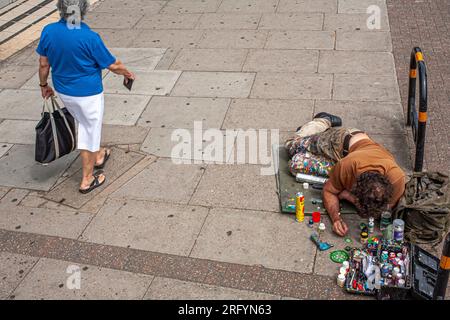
<box><xmin>37</xmin><ymin>0</ymin><xmax>135</xmax><ymax>194</ymax></box>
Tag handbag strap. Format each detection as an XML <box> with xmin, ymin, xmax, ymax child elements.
<box><xmin>51</xmin><ymin>96</ymin><xmax>76</xmax><ymax>152</ymax></box>
<box><xmin>43</xmin><ymin>98</ymin><xmax>60</xmax><ymax>159</ymax></box>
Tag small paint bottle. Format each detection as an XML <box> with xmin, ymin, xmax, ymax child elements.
<box><xmin>368</xmin><ymin>217</ymin><xmax>375</xmax><ymax>234</ymax></box>
<box><xmin>360</xmin><ymin>231</ymin><xmax>369</xmax><ymax>245</ymax></box>
<box><xmin>337</xmin><ymin>274</ymin><xmax>346</xmax><ymax>288</ymax></box>
<box><xmin>318</xmin><ymin>222</ymin><xmax>326</xmax><ymax>232</ymax></box>
<box><xmin>342</xmin><ymin>261</ymin><xmax>350</xmax><ymax>273</ymax></box>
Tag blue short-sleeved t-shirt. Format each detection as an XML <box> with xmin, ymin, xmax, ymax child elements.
<box><xmin>36</xmin><ymin>19</ymin><xmax>116</xmax><ymax>97</ymax></box>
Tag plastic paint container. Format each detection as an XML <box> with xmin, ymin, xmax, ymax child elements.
<box><xmin>393</xmin><ymin>219</ymin><xmax>405</xmax><ymax>242</ymax></box>
<box><xmin>380</xmin><ymin>210</ymin><xmax>392</xmax><ymax>231</ymax></box>
<box><xmin>337</xmin><ymin>274</ymin><xmax>346</xmax><ymax>288</ymax></box>
<box><xmin>312</xmin><ymin>208</ymin><xmax>321</xmax><ymax>223</ymax></box>
<box><xmin>368</xmin><ymin>217</ymin><xmax>375</xmax><ymax>234</ymax></box>
<box><xmin>360</xmin><ymin>231</ymin><xmax>369</xmax><ymax>245</ymax></box>
<box><xmin>342</xmin><ymin>261</ymin><xmax>349</xmax><ymax>272</ymax></box>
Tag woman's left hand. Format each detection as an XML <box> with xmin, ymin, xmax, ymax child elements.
<box><xmin>41</xmin><ymin>85</ymin><xmax>55</xmax><ymax>99</ymax></box>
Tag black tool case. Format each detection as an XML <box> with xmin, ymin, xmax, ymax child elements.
<box><xmin>377</xmin><ymin>244</ymin><xmax>440</xmax><ymax>300</ymax></box>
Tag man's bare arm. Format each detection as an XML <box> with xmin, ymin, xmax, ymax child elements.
<box><xmin>323</xmin><ymin>180</ymin><xmax>341</xmax><ymax>222</ymax></box>
<box><xmin>323</xmin><ymin>180</ymin><xmax>349</xmax><ymax>236</ymax></box>
<box><xmin>338</xmin><ymin>189</ymin><xmax>357</xmax><ymax>204</ymax></box>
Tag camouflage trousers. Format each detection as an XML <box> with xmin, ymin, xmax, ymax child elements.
<box><xmin>287</xmin><ymin>124</ymin><xmax>362</xmax><ymax>162</ymax></box>
<box><xmin>285</xmin><ymin>120</ymin><xmax>362</xmax><ymax>176</ymax></box>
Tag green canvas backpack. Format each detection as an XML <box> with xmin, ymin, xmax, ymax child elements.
<box><xmin>394</xmin><ymin>171</ymin><xmax>450</xmax><ymax>246</ymax></box>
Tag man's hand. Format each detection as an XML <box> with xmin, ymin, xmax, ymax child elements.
<box><xmin>332</xmin><ymin>218</ymin><xmax>349</xmax><ymax>237</ymax></box>
<box><xmin>323</xmin><ymin>180</ymin><xmax>350</xmax><ymax>237</ymax></box>
<box><xmin>41</xmin><ymin>85</ymin><xmax>54</xmax><ymax>99</ymax></box>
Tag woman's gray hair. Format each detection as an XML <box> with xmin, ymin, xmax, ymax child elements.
<box><xmin>57</xmin><ymin>0</ymin><xmax>89</xmax><ymax>21</ymax></box>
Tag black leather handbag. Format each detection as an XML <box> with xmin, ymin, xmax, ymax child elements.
<box><xmin>35</xmin><ymin>96</ymin><xmax>76</xmax><ymax>164</ymax></box>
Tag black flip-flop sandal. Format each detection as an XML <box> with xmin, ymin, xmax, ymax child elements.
<box><xmin>79</xmin><ymin>172</ymin><xmax>106</xmax><ymax>194</ymax></box>
<box><xmin>94</xmin><ymin>149</ymin><xmax>111</xmax><ymax>169</ymax></box>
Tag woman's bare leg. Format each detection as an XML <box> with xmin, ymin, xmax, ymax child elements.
<box><xmin>95</xmin><ymin>147</ymin><xmax>110</xmax><ymax>166</ymax></box>
<box><xmin>80</xmin><ymin>150</ymin><xmax>105</xmax><ymax>190</ymax></box>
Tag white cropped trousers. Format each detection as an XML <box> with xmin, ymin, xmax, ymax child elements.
<box><xmin>57</xmin><ymin>91</ymin><xmax>104</xmax><ymax>152</ymax></box>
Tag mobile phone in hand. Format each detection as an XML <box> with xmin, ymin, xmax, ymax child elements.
<box><xmin>123</xmin><ymin>77</ymin><xmax>134</xmax><ymax>91</ymax></box>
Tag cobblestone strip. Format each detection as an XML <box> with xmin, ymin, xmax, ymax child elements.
<box><xmin>0</xmin><ymin>228</ymin><xmax>355</xmax><ymax>300</ymax></box>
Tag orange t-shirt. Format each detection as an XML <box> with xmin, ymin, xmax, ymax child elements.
<box><xmin>329</xmin><ymin>139</ymin><xmax>406</xmax><ymax>205</ymax></box>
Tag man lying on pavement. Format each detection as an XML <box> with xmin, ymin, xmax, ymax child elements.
<box><xmin>285</xmin><ymin>113</ymin><xmax>406</xmax><ymax>237</ymax></box>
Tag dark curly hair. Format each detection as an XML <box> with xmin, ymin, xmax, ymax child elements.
<box><xmin>352</xmin><ymin>171</ymin><xmax>393</xmax><ymax>218</ymax></box>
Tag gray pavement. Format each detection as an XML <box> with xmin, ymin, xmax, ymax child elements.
<box><xmin>0</xmin><ymin>0</ymin><xmax>428</xmax><ymax>300</ymax></box>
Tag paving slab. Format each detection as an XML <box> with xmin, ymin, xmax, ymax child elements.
<box><xmin>95</xmin><ymin>29</ymin><xmax>139</xmax><ymax>47</ymax></box>
<box><xmin>190</xmin><ymin>164</ymin><xmax>279</xmax><ymax>211</ymax></box>
<box><xmin>0</xmin><ymin>144</ymin><xmax>78</xmax><ymax>191</ymax></box>
<box><xmin>102</xmin><ymin>70</ymin><xmax>181</xmax><ymax>95</ymax></box>
<box><xmin>318</xmin><ymin>51</ymin><xmax>395</xmax><ymax>74</ymax></box>
<box><xmin>11</xmin><ymin>258</ymin><xmax>154</xmax><ymax>300</ymax></box>
<box><xmin>223</xmin><ymin>99</ymin><xmax>314</xmax><ymax>130</ymax></box>
<box><xmin>161</xmin><ymin>0</ymin><xmax>222</xmax><ymax>13</ymax></box>
<box><xmin>94</xmin><ymin>0</ymin><xmax>166</xmax><ymax>14</ymax></box>
<box><xmin>171</xmin><ymin>71</ymin><xmax>255</xmax><ymax>98</ymax></box>
<box><xmin>324</xmin><ymin>13</ymin><xmax>390</xmax><ymax>31</ymax></box>
<box><xmin>0</xmin><ymin>185</ymin><xmax>10</xmax><ymax>198</ymax></box>
<box><xmin>333</xmin><ymin>74</ymin><xmax>400</xmax><ymax>102</ymax></box>
<box><xmin>0</xmin><ymin>89</ymin><xmax>42</xmax><ymax>120</ymax></box>
<box><xmin>84</xmin><ymin>12</ymin><xmax>144</xmax><ymax>29</ymax></box>
<box><xmin>258</xmin><ymin>13</ymin><xmax>323</xmax><ymax>30</ymax></box>
<box><xmin>265</xmin><ymin>31</ymin><xmax>335</xmax><ymax>50</ymax></box>
<box><xmin>277</xmin><ymin>0</ymin><xmax>338</xmax><ymax>13</ymax></box>
<box><xmin>103</xmin><ymin>94</ymin><xmax>151</xmax><ymax>126</ymax></box>
<box><xmin>140</xmin><ymin>127</ymin><xmax>234</xmax><ymax>163</ymax></box>
<box><xmin>338</xmin><ymin>0</ymin><xmax>387</xmax><ymax>14</ymax></box>
<box><xmin>131</xmin><ymin>29</ymin><xmax>204</xmax><ymax>48</ymax></box>
<box><xmin>101</xmin><ymin>124</ymin><xmax>150</xmax><ymax>145</ymax></box>
<box><xmin>251</xmin><ymin>73</ymin><xmax>332</xmax><ymax>100</ymax></box>
<box><xmin>44</xmin><ymin>147</ymin><xmax>144</xmax><ymax>209</ymax></box>
<box><xmin>196</xmin><ymin>13</ymin><xmax>260</xmax><ymax>30</ymax></box>
<box><xmin>20</xmin><ymin>71</ymin><xmax>53</xmax><ymax>89</ymax></box>
<box><xmin>370</xmin><ymin>134</ymin><xmax>411</xmax><ymax>170</ymax></box>
<box><xmin>243</xmin><ymin>49</ymin><xmax>319</xmax><ymax>73</ymax></box>
<box><xmin>0</xmin><ymin>119</ymin><xmax>36</xmax><ymax>144</ymax></box>
<box><xmin>80</xmin><ymin>199</ymin><xmax>208</xmax><ymax>255</ymax></box>
<box><xmin>191</xmin><ymin>207</ymin><xmax>316</xmax><ymax>273</ymax></box>
<box><xmin>336</xmin><ymin>31</ymin><xmax>392</xmax><ymax>52</ymax></box>
<box><xmin>0</xmin><ymin>65</ymin><xmax>36</xmax><ymax>89</ymax></box>
<box><xmin>218</xmin><ymin>0</ymin><xmax>278</xmax><ymax>13</ymax></box>
<box><xmin>0</xmin><ymin>252</ymin><xmax>38</xmax><ymax>299</ymax></box>
<box><xmin>155</xmin><ymin>48</ymin><xmax>181</xmax><ymax>70</ymax></box>
<box><xmin>0</xmin><ymin>188</ymin><xmax>30</xmax><ymax>206</ymax></box>
<box><xmin>170</xmin><ymin>48</ymin><xmax>248</xmax><ymax>72</ymax></box>
<box><xmin>137</xmin><ymin>96</ymin><xmax>230</xmax><ymax>129</ymax></box>
<box><xmin>4</xmin><ymin>45</ymin><xmax>38</xmax><ymax>66</ymax></box>
<box><xmin>111</xmin><ymin>158</ymin><xmax>204</xmax><ymax>204</ymax></box>
<box><xmin>78</xmin><ymin>155</ymin><xmax>157</xmax><ymax>214</ymax></box>
<box><xmin>135</xmin><ymin>13</ymin><xmax>202</xmax><ymax>29</ymax></box>
<box><xmin>0</xmin><ymin>203</ymin><xmax>92</xmax><ymax>239</ymax></box>
<box><xmin>108</xmin><ymin>48</ymin><xmax>166</xmax><ymax>72</ymax></box>
<box><xmin>0</xmin><ymin>143</ymin><xmax>13</xmax><ymax>158</ymax></box>
<box><xmin>197</xmin><ymin>30</ymin><xmax>268</xmax><ymax>49</ymax></box>
<box><xmin>314</xmin><ymin>100</ymin><xmax>404</xmax><ymax>135</ymax></box>
<box><xmin>144</xmin><ymin>277</ymin><xmax>279</xmax><ymax>299</ymax></box>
